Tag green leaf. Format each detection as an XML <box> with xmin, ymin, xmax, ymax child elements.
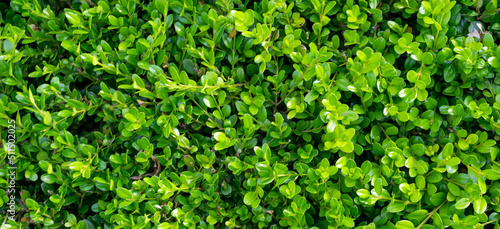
<box><xmin>138</xmin><ymin>61</ymin><xmax>150</xmax><ymax>70</ymax></box>
<box><xmin>203</xmin><ymin>96</ymin><xmax>217</xmax><ymax>108</ymax></box>
<box><xmin>407</xmin><ymin>70</ymin><xmax>418</xmax><ymax>82</ymax></box>
<box><xmin>43</xmin><ymin>112</ymin><xmax>52</xmax><ymax>125</ymax></box>
<box><xmin>444</xmin><ymin>63</ymin><xmax>457</xmax><ymax>82</ymax></box>
<box><xmin>25</xmin><ymin>198</ymin><xmax>39</xmax><ymax>210</ymax></box>
<box><xmin>395</xmin><ymin>220</ymin><xmax>415</xmax><ymax>229</ymax></box>
<box><xmin>2</xmin><ymin>40</ymin><xmax>14</xmax><ymax>53</ymax></box>
<box><xmin>218</xmin><ymin>91</ymin><xmax>226</xmax><ymax>105</ymax></box>
<box><xmin>473</xmin><ymin>197</ymin><xmax>487</xmax><ymax>214</ymax></box>
<box><xmin>442</xmin><ymin>143</ymin><xmax>454</xmax><ymax>157</ymax></box>
<box><xmin>65</xmin><ymin>11</ymin><xmax>82</xmax><ymax>26</ymax></box>
<box><xmin>169</xmin><ymin>65</ymin><xmax>181</xmax><ymax>83</ymax></box>
<box><xmin>430</xmin><ymin>192</ymin><xmax>446</xmax><ymax>206</ymax></box>
<box><xmin>214</xmin><ymin>132</ymin><xmax>227</xmax><ymax>142</ymax></box>
<box><xmin>183</xmin><ymin>59</ymin><xmax>196</xmax><ymax>75</ymax></box>
<box><xmin>423</xmin><ymin>17</ymin><xmax>434</xmax><ymax>24</ymax></box>
<box><xmin>244</xmin><ymin>192</ymin><xmax>259</xmax><ymax>208</ymax></box>
<box><xmin>387</xmin><ymin>201</ymin><xmax>405</xmax><ymax>212</ymax></box>
<box><xmin>149</xmin><ymin>65</ymin><xmax>165</xmax><ymax>76</ymax></box>
<box><xmin>484</xmin><ymin>169</ymin><xmax>500</xmax><ymax>180</ymax></box>
<box><xmin>408</xmin><ymin>210</ymin><xmax>428</xmax><ymax>221</ymax></box>
<box><xmin>483</xmin><ymin>33</ymin><xmax>495</xmax><ymax>48</ymax></box>
<box><xmin>455</xmin><ymin>198</ymin><xmax>470</xmax><ymax>209</ymax></box>
<box><xmin>372</xmin><ymin>37</ymin><xmax>386</xmax><ymax>52</ymax></box>
<box><xmin>41</xmin><ymin>174</ymin><xmax>57</xmax><ymax>184</ymax></box>
<box><xmin>386</xmin><ymin>126</ymin><xmax>398</xmax><ymax>135</ymax></box>
<box><xmin>116</xmin><ymin>187</ymin><xmax>132</xmax><ymax>199</ymax></box>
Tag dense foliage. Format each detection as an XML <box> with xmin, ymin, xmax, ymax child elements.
<box><xmin>2</xmin><ymin>0</ymin><xmax>500</xmax><ymax>228</ymax></box>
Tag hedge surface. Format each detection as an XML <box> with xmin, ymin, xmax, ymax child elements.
<box><xmin>1</xmin><ymin>0</ymin><xmax>500</xmax><ymax>228</ymax></box>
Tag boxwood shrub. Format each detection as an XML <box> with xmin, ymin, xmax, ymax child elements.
<box><xmin>2</xmin><ymin>0</ymin><xmax>500</xmax><ymax>228</ymax></box>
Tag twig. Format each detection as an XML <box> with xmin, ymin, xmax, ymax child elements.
<box><xmin>130</xmin><ymin>156</ymin><xmax>161</xmax><ymax>180</ymax></box>
<box><xmin>416</xmin><ymin>201</ymin><xmax>447</xmax><ymax>229</ymax></box>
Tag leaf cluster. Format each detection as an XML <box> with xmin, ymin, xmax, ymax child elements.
<box><xmin>1</xmin><ymin>0</ymin><xmax>500</xmax><ymax>228</ymax></box>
